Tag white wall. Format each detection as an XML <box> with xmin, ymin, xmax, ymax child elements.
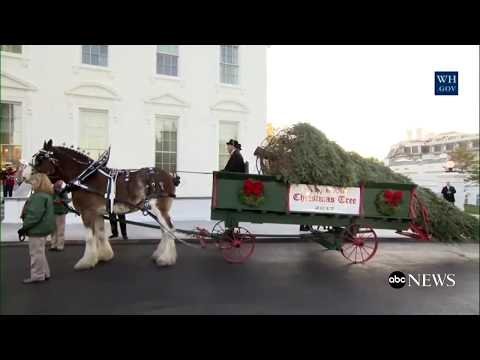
<box><xmin>1</xmin><ymin>45</ymin><xmax>267</xmax><ymax>200</ymax></box>
<box><xmin>2</xmin><ymin>197</ymin><xmax>211</xmax><ymax>224</ymax></box>
<box><xmin>390</xmin><ymin>159</ymin><xmax>473</xmax><ymax>210</ymax></box>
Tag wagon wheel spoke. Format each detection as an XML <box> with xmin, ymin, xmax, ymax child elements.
<box><xmin>342</xmin><ymin>243</ymin><xmax>355</xmax><ymax>252</ymax></box>
<box><xmin>344</xmin><ymin>228</ymin><xmax>355</xmax><ymax>240</ymax></box>
<box><xmin>361</xmin><ymin>246</ymin><xmax>368</xmax><ymax>259</ymax></box>
<box><xmin>361</xmin><ymin>246</ymin><xmax>371</xmax><ymax>260</ymax></box>
<box><xmin>359</xmin><ymin>247</ymin><xmax>367</xmax><ymax>262</ymax></box>
<box><xmin>346</xmin><ymin>245</ymin><xmax>356</xmax><ymax>260</ymax></box>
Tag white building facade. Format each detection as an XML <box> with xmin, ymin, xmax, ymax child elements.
<box><xmin>1</xmin><ymin>45</ymin><xmax>267</xmax><ymax>223</ymax></box>
<box><xmin>385</xmin><ymin>131</ymin><xmax>480</xmax><ymax>210</ymax></box>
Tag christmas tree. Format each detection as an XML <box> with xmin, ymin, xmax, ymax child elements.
<box><xmin>256</xmin><ymin>123</ymin><xmax>479</xmax><ymax>242</ymax></box>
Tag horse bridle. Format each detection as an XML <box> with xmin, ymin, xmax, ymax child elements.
<box><xmin>30</xmin><ymin>149</ymin><xmax>62</xmax><ymax>181</ymax></box>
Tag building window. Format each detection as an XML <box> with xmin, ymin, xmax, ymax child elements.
<box><xmin>0</xmin><ymin>102</ymin><xmax>22</xmax><ymax>167</ymax></box>
<box><xmin>411</xmin><ymin>146</ymin><xmax>419</xmax><ymax>154</ymax></box>
<box><xmin>220</xmin><ymin>45</ymin><xmax>239</xmax><ymax>85</ymax></box>
<box><xmin>1</xmin><ymin>45</ymin><xmax>22</xmax><ymax>54</ymax></box>
<box><xmin>219</xmin><ymin>121</ymin><xmax>238</xmax><ymax>170</ymax></box>
<box><xmin>82</xmin><ymin>45</ymin><xmax>108</xmax><ymax>67</ymax></box>
<box><xmin>156</xmin><ymin>46</ymin><xmax>179</xmax><ymax>77</ymax></box>
<box><xmin>79</xmin><ymin>109</ymin><xmax>109</xmax><ymax>160</ymax></box>
<box><xmin>446</xmin><ymin>143</ymin><xmax>454</xmax><ymax>151</ymax></box>
<box><xmin>421</xmin><ymin>146</ymin><xmax>430</xmax><ymax>154</ymax></box>
<box><xmin>404</xmin><ymin>147</ymin><xmax>411</xmax><ymax>154</ymax></box>
<box><xmin>433</xmin><ymin>145</ymin><xmax>442</xmax><ymax>152</ymax></box>
<box><xmin>155</xmin><ymin>116</ymin><xmax>177</xmax><ymax>173</ymax></box>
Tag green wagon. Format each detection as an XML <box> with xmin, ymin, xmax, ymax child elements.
<box><xmin>208</xmin><ymin>171</ymin><xmax>431</xmax><ymax>264</ymax></box>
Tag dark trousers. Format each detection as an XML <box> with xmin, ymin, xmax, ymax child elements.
<box><xmin>3</xmin><ymin>184</ymin><xmax>13</xmax><ymax>197</ymax></box>
<box><xmin>110</xmin><ymin>214</ymin><xmax>127</xmax><ymax>237</ymax></box>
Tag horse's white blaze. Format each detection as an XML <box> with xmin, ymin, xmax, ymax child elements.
<box><xmin>22</xmin><ymin>164</ymin><xmax>33</xmax><ymax>182</ymax></box>
<box><xmin>150</xmin><ymin>199</ymin><xmax>177</xmax><ymax>266</ymax></box>
<box><xmin>74</xmin><ymin>228</ymin><xmax>99</xmax><ymax>270</ymax></box>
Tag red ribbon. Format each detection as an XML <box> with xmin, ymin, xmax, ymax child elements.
<box><xmin>384</xmin><ymin>190</ymin><xmax>403</xmax><ymax>207</ymax></box>
<box><xmin>244</xmin><ymin>179</ymin><xmax>264</xmax><ymax>197</ymax></box>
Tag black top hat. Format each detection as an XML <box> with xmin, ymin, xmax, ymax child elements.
<box><xmin>226</xmin><ymin>139</ymin><xmax>242</xmax><ymax>150</ymax></box>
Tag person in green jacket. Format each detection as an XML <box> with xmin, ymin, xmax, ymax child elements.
<box><xmin>18</xmin><ymin>173</ymin><xmax>56</xmax><ymax>284</ymax></box>
<box><xmin>50</xmin><ymin>180</ymin><xmax>70</xmax><ymax>251</ymax></box>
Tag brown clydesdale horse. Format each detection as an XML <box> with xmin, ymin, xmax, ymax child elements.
<box><xmin>22</xmin><ymin>140</ymin><xmax>180</xmax><ymax>270</ymax></box>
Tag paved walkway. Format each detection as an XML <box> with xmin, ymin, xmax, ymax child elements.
<box><xmin>1</xmin><ymin>242</ymin><xmax>478</xmax><ymax>314</ymax></box>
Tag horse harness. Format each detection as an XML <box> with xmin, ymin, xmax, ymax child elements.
<box><xmin>30</xmin><ymin>147</ymin><xmax>199</xmax><ymax>248</ymax></box>
<box><xmin>31</xmin><ymin>147</ymin><xmax>169</xmax><ymax>217</ymax></box>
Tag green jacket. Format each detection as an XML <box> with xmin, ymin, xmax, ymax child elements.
<box><xmin>53</xmin><ymin>192</ymin><xmax>70</xmax><ymax>215</ymax></box>
<box><xmin>21</xmin><ymin>192</ymin><xmax>56</xmax><ymax>237</ymax></box>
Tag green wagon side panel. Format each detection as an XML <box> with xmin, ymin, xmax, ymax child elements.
<box><xmin>213</xmin><ymin>171</ymin><xmax>289</xmax><ymax>213</ymax></box>
<box><xmin>211</xmin><ymin>173</ymin><xmax>416</xmax><ymax>230</ymax></box>
<box><xmin>363</xmin><ymin>182</ymin><xmax>417</xmax><ymax>219</ymax></box>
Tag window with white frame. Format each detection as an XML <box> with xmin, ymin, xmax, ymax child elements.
<box><xmin>220</xmin><ymin>45</ymin><xmax>239</xmax><ymax>85</ymax></box>
<box><xmin>156</xmin><ymin>46</ymin><xmax>179</xmax><ymax>76</ymax></box>
<box><xmin>155</xmin><ymin>116</ymin><xmax>177</xmax><ymax>173</ymax></box>
<box><xmin>82</xmin><ymin>45</ymin><xmax>108</xmax><ymax>67</ymax></box>
<box><xmin>79</xmin><ymin>109</ymin><xmax>109</xmax><ymax>160</ymax></box>
<box><xmin>0</xmin><ymin>102</ymin><xmax>22</xmax><ymax>166</ymax></box>
<box><xmin>218</xmin><ymin>121</ymin><xmax>238</xmax><ymax>170</ymax></box>
<box><xmin>1</xmin><ymin>45</ymin><xmax>22</xmax><ymax>54</ymax></box>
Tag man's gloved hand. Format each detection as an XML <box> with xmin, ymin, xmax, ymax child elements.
<box><xmin>18</xmin><ymin>228</ymin><xmax>27</xmax><ymax>241</ymax></box>
<box><xmin>61</xmin><ymin>183</ymin><xmax>73</xmax><ymax>194</ymax></box>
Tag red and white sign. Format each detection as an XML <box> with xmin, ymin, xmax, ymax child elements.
<box><xmin>288</xmin><ymin>184</ymin><xmax>361</xmax><ymax>215</ymax></box>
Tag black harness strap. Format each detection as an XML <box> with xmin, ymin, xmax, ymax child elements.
<box><xmin>72</xmin><ymin>147</ymin><xmax>110</xmax><ymax>185</ymax></box>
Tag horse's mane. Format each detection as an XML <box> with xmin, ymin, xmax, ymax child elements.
<box><xmin>54</xmin><ymin>146</ymin><xmax>94</xmax><ymax>164</ymax></box>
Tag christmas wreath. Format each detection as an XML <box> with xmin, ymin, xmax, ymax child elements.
<box><xmin>375</xmin><ymin>190</ymin><xmax>404</xmax><ymax>216</ymax></box>
<box><xmin>240</xmin><ymin>178</ymin><xmax>265</xmax><ymax>207</ymax></box>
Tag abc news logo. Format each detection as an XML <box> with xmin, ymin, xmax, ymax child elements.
<box><xmin>388</xmin><ymin>271</ymin><xmax>456</xmax><ymax>289</ymax></box>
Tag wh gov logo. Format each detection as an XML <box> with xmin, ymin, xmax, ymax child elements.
<box><xmin>435</xmin><ymin>71</ymin><xmax>458</xmax><ymax>95</ymax></box>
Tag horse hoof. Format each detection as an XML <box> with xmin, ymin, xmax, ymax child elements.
<box><xmin>98</xmin><ymin>252</ymin><xmax>114</xmax><ymax>262</ymax></box>
<box><xmin>155</xmin><ymin>258</ymin><xmax>176</xmax><ymax>267</ymax></box>
<box><xmin>74</xmin><ymin>264</ymin><xmax>94</xmax><ymax>271</ymax></box>
<box><xmin>74</xmin><ymin>259</ymin><xmax>98</xmax><ymax>270</ymax></box>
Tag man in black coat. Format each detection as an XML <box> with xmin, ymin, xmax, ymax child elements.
<box><xmin>109</xmin><ymin>213</ymin><xmax>128</xmax><ymax>240</ymax></box>
<box><xmin>224</xmin><ymin>139</ymin><xmax>246</xmax><ymax>173</ymax></box>
<box><xmin>441</xmin><ymin>182</ymin><xmax>456</xmax><ymax>204</ymax></box>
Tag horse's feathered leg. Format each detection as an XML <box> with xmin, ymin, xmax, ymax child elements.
<box><xmin>96</xmin><ymin>215</ymin><xmax>114</xmax><ymax>262</ymax></box>
<box><xmin>74</xmin><ymin>211</ymin><xmax>99</xmax><ymax>270</ymax></box>
<box><xmin>151</xmin><ymin>198</ymin><xmax>177</xmax><ymax>266</ymax></box>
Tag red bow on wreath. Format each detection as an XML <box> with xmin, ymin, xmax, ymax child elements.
<box><xmin>244</xmin><ymin>179</ymin><xmax>264</xmax><ymax>197</ymax></box>
<box><xmin>384</xmin><ymin>190</ymin><xmax>403</xmax><ymax>207</ymax></box>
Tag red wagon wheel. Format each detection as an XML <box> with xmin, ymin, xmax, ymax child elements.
<box><xmin>211</xmin><ymin>221</ymin><xmax>256</xmax><ymax>264</ymax></box>
<box><xmin>341</xmin><ymin>224</ymin><xmax>378</xmax><ymax>264</ymax></box>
